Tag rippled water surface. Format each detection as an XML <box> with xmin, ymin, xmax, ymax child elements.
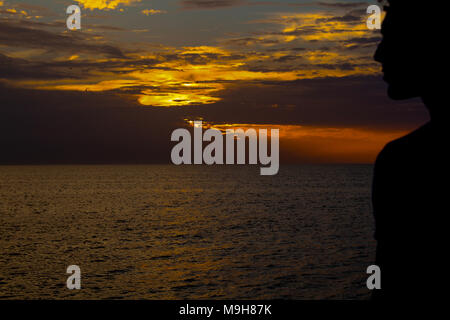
<box><xmin>0</xmin><ymin>165</ymin><xmax>375</xmax><ymax>299</ymax></box>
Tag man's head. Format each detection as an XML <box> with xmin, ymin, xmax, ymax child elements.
<box><xmin>374</xmin><ymin>1</ymin><xmax>444</xmax><ymax>101</ymax></box>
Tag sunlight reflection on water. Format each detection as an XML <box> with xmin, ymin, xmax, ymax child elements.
<box><xmin>0</xmin><ymin>165</ymin><xmax>375</xmax><ymax>299</ymax></box>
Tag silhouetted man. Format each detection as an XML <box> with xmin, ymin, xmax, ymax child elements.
<box><xmin>372</xmin><ymin>1</ymin><xmax>447</xmax><ymax>300</ymax></box>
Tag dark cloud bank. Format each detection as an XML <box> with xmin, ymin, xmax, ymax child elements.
<box><xmin>0</xmin><ymin>75</ymin><xmax>428</xmax><ymax>164</ymax></box>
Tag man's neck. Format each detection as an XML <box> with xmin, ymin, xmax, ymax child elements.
<box><xmin>422</xmin><ymin>96</ymin><xmax>446</xmax><ymax>128</ymax></box>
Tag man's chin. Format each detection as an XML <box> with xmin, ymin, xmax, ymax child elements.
<box><xmin>387</xmin><ymin>84</ymin><xmax>420</xmax><ymax>100</ymax></box>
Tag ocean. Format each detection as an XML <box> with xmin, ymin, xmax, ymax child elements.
<box><xmin>0</xmin><ymin>165</ymin><xmax>375</xmax><ymax>299</ymax></box>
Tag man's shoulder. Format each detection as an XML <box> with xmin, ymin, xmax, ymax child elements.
<box><xmin>375</xmin><ymin>122</ymin><xmax>431</xmax><ymax>166</ymax></box>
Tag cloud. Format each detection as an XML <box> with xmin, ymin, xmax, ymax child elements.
<box><xmin>0</xmin><ymin>75</ymin><xmax>428</xmax><ymax>164</ymax></box>
<box><xmin>181</xmin><ymin>0</ymin><xmax>245</xmax><ymax>9</ymax></box>
<box><xmin>0</xmin><ymin>16</ymin><xmax>126</xmax><ymax>32</ymax></box>
<box><xmin>0</xmin><ymin>5</ymin><xmax>383</xmax><ymax>109</ymax></box>
<box><xmin>315</xmin><ymin>11</ymin><xmax>363</xmax><ymax>23</ymax></box>
<box><xmin>221</xmin><ymin>10</ymin><xmax>374</xmax><ymax>53</ymax></box>
<box><xmin>341</xmin><ymin>36</ymin><xmax>382</xmax><ymax>50</ymax></box>
<box><xmin>0</xmin><ymin>21</ymin><xmax>126</xmax><ymax>58</ymax></box>
<box><xmin>0</xmin><ymin>53</ymin><xmax>81</xmax><ymax>80</ymax></box>
<box><xmin>75</xmin><ymin>0</ymin><xmax>141</xmax><ymax>10</ymax></box>
<box><xmin>317</xmin><ymin>1</ymin><xmax>368</xmax><ymax>9</ymax></box>
<box><xmin>251</xmin><ymin>12</ymin><xmax>368</xmax><ymax>42</ymax></box>
<box><xmin>0</xmin><ymin>7</ymin><xmax>28</xmax><ymax>16</ymax></box>
<box><xmin>0</xmin><ymin>0</ymin><xmax>429</xmax><ymax>165</ymax></box>
<box><xmin>0</xmin><ymin>18</ymin><xmax>63</xmax><ymax>28</ymax></box>
<box><xmin>180</xmin><ymin>1</ymin><xmax>369</xmax><ymax>10</ymax></box>
<box><xmin>142</xmin><ymin>9</ymin><xmax>167</xmax><ymax>16</ymax></box>
<box><xmin>0</xmin><ymin>83</ymin><xmax>176</xmax><ymax>164</ymax></box>
<box><xmin>199</xmin><ymin>122</ymin><xmax>408</xmax><ymax>164</ymax></box>
<box><xmin>185</xmin><ymin>76</ymin><xmax>428</xmax><ymax>131</ymax></box>
<box><xmin>12</xmin><ymin>2</ymin><xmax>57</xmax><ymax>17</ymax></box>
<box><xmin>0</xmin><ymin>17</ymin><xmax>378</xmax><ymax>108</ymax></box>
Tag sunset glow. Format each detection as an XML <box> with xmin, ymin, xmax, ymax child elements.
<box><xmin>0</xmin><ymin>0</ymin><xmax>427</xmax><ymax>163</ymax></box>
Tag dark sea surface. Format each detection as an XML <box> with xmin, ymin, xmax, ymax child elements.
<box><xmin>0</xmin><ymin>165</ymin><xmax>375</xmax><ymax>299</ymax></box>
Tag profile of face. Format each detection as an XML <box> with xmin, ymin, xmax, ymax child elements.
<box><xmin>374</xmin><ymin>2</ymin><xmax>435</xmax><ymax>101</ymax></box>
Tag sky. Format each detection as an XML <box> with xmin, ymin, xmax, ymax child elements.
<box><xmin>0</xmin><ymin>0</ymin><xmax>429</xmax><ymax>164</ymax></box>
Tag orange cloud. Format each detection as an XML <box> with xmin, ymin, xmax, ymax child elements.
<box><xmin>142</xmin><ymin>9</ymin><xmax>167</xmax><ymax>16</ymax></box>
<box><xmin>9</xmin><ymin>41</ymin><xmax>377</xmax><ymax>107</ymax></box>
<box><xmin>282</xmin><ymin>125</ymin><xmax>406</xmax><ymax>164</ymax></box>
<box><xmin>186</xmin><ymin>122</ymin><xmax>407</xmax><ymax>164</ymax></box>
<box><xmin>76</xmin><ymin>0</ymin><xmax>141</xmax><ymax>10</ymax></box>
<box><xmin>1</xmin><ymin>8</ymin><xmax>381</xmax><ymax>108</ymax></box>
